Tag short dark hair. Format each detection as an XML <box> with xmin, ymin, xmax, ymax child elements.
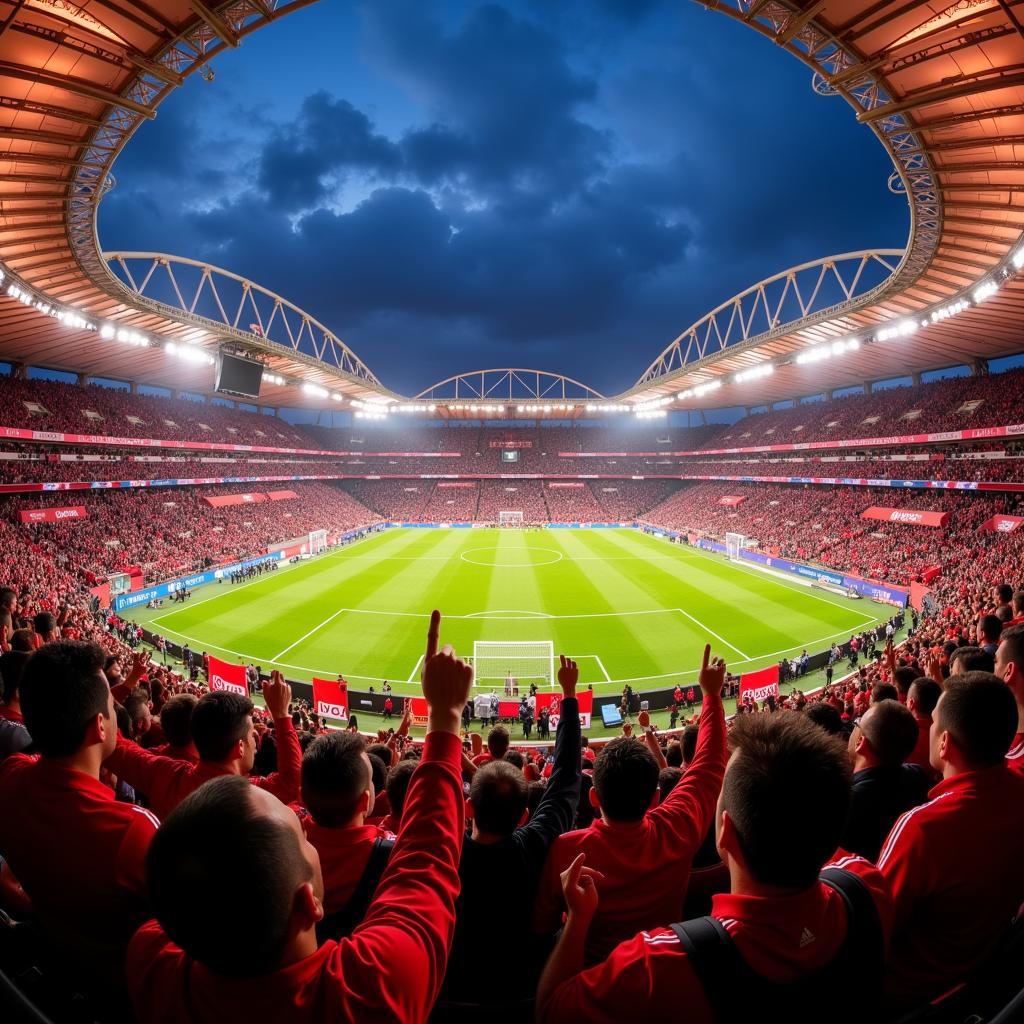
<box><xmin>665</xmin><ymin>740</ymin><xmax>683</xmax><ymax>768</ymax></box>
<box><xmin>680</xmin><ymin>724</ymin><xmax>699</xmax><ymax>765</ymax></box>
<box><xmin>592</xmin><ymin>738</ymin><xmax>659</xmax><ymax>822</ymax></box>
<box><xmin>504</xmin><ymin>750</ymin><xmax>525</xmax><ymax>770</ymax></box>
<box><xmin>870</xmin><ymin>683</ymin><xmax>898</xmax><ymax>705</ymax></box>
<box><xmin>892</xmin><ymin>666</ymin><xmax>917</xmax><ymax>698</ymax></box>
<box><xmin>385</xmin><ymin>759</ymin><xmax>418</xmax><ymax>825</ymax></box>
<box><xmin>470</xmin><ymin>760</ymin><xmax>529</xmax><ymax>836</ymax></box>
<box><xmin>658</xmin><ymin>767</ymin><xmax>683</xmax><ymax>802</ymax></box>
<box><xmin>805</xmin><ymin>702</ymin><xmax>844</xmax><ymax>737</ymax></box>
<box><xmin>995</xmin><ymin>584</ymin><xmax>1014</xmax><ymax>605</ymax></box>
<box><xmin>0</xmin><ymin>587</ymin><xmax>16</xmax><ymax>610</ymax></box>
<box><xmin>32</xmin><ymin>611</ymin><xmax>55</xmax><ymax>637</ymax></box>
<box><xmin>860</xmin><ymin>700</ymin><xmax>919</xmax><ymax>768</ymax></box>
<box><xmin>527</xmin><ymin>780</ymin><xmax>545</xmax><ymax>818</ymax></box>
<box><xmin>159</xmin><ymin>694</ymin><xmax>197</xmax><ymax>747</ymax></box>
<box><xmin>722</xmin><ymin>712</ymin><xmax>852</xmax><ymax>889</ymax></box>
<box><xmin>979</xmin><ymin>614</ymin><xmax>1003</xmax><ymax>643</ymax></box>
<box><xmin>937</xmin><ymin>672</ymin><xmax>1018</xmax><ymax>768</ymax></box>
<box><xmin>486</xmin><ymin>726</ymin><xmax>510</xmax><ymax>758</ymax></box>
<box><xmin>908</xmin><ymin>677</ymin><xmax>941</xmax><ymax>716</ymax></box>
<box><xmin>301</xmin><ymin>732</ymin><xmax>370</xmax><ymax>827</ymax></box>
<box><xmin>190</xmin><ymin>691</ymin><xmax>254</xmax><ymax>761</ymax></box>
<box><xmin>367</xmin><ymin>753</ymin><xmax>387</xmax><ymax>798</ymax></box>
<box><xmin>9</xmin><ymin>629</ymin><xmax>34</xmax><ymax>653</ymax></box>
<box><xmin>146</xmin><ymin>776</ymin><xmax>311</xmax><ymax>977</ymax></box>
<box><xmin>1013</xmin><ymin>592</ymin><xmax>1024</xmax><ymax>614</ymax></box>
<box><xmin>20</xmin><ymin>641</ymin><xmax>109</xmax><ymax>757</ymax></box>
<box><xmin>949</xmin><ymin>645</ymin><xmax>994</xmax><ymax>675</ymax></box>
<box><xmin>0</xmin><ymin>650</ymin><xmax>30</xmax><ymax>704</ymax></box>
<box><xmin>997</xmin><ymin>624</ymin><xmax>1024</xmax><ymax>675</ymax></box>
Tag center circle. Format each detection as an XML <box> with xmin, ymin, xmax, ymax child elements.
<box><xmin>460</xmin><ymin>547</ymin><xmax>564</xmax><ymax>568</ymax></box>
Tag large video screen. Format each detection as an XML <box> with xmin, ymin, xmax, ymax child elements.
<box><xmin>215</xmin><ymin>351</ymin><xmax>264</xmax><ymax>399</ymax></box>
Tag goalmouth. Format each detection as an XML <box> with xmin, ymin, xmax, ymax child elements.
<box><xmin>498</xmin><ymin>510</ymin><xmax>524</xmax><ymax>528</ymax></box>
<box><xmin>725</xmin><ymin>532</ymin><xmax>746</xmax><ymax>561</ymax></box>
<box><xmin>473</xmin><ymin>640</ymin><xmax>554</xmax><ymax>688</ymax></box>
<box><xmin>308</xmin><ymin>529</ymin><xmax>328</xmax><ymax>555</ymax></box>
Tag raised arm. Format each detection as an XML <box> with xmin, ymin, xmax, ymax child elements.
<box><xmin>638</xmin><ymin>710</ymin><xmax>667</xmax><ymax>769</ymax></box>
<box><xmin>252</xmin><ymin>672</ymin><xmax>302</xmax><ymax>805</ymax></box>
<box><xmin>334</xmin><ymin>610</ymin><xmax>473</xmax><ymax>1021</ymax></box>
<box><xmin>516</xmin><ymin>655</ymin><xmax>582</xmax><ymax>855</ymax></box>
<box><xmin>648</xmin><ymin>644</ymin><xmax>727</xmax><ymax>847</ymax></box>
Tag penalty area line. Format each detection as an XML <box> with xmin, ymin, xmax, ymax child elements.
<box><xmin>270</xmin><ymin>607</ymin><xmax>350</xmax><ymax>663</ymax></box>
<box><xmin>674</xmin><ymin>608</ymin><xmax>749</xmax><ymax>661</ymax></box>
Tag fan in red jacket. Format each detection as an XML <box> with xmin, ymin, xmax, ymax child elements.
<box><xmin>103</xmin><ymin>673</ymin><xmax>301</xmax><ymax>819</ymax></box>
<box><xmin>537</xmin><ymin>709</ymin><xmax>893</xmax><ymax>1024</ymax></box>
<box><xmin>126</xmin><ymin>610</ymin><xmax>474</xmax><ymax>1024</ymax></box>
<box><xmin>0</xmin><ymin>641</ymin><xmax>159</xmax><ymax>997</ymax></box>
<box><xmin>878</xmin><ymin>671</ymin><xmax>1024</xmax><ymax>1009</ymax></box>
<box><xmin>995</xmin><ymin>625</ymin><xmax>1024</xmax><ymax>774</ymax></box>
<box><xmin>534</xmin><ymin>645</ymin><xmax>726</xmax><ymax>964</ymax></box>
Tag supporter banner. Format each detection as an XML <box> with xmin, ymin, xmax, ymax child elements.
<box><xmin>18</xmin><ymin>505</ymin><xmax>87</xmax><ymax>523</ymax></box>
<box><xmin>204</xmin><ymin>492</ymin><xmax>268</xmax><ymax>508</ymax></box>
<box><xmin>534</xmin><ymin>690</ymin><xmax>593</xmax><ymax>729</ymax></box>
<box><xmin>673</xmin><ymin>422</ymin><xmax>1024</xmax><ymax>456</ymax></box>
<box><xmin>718</xmin><ymin>496</ymin><xmax>746</xmax><ymax>507</ymax></box>
<box><xmin>740</xmin><ymin>664</ymin><xmax>780</xmax><ymax>704</ymax></box>
<box><xmin>547</xmin><ymin>482</ymin><xmax>585</xmax><ymax>488</ymax></box>
<box><xmin>266</xmin><ymin>489</ymin><xmax>298</xmax><ymax>501</ymax></box>
<box><xmin>499</xmin><ymin>700</ymin><xmax>522</xmax><ymax>719</ymax></box>
<box><xmin>208</xmin><ymin>656</ymin><xmax>249</xmax><ymax>696</ymax></box>
<box><xmin>489</xmin><ymin>441</ymin><xmax>533</xmax><ymax>449</ymax></box>
<box><xmin>861</xmin><ymin>506</ymin><xmax>950</xmax><ymax>528</ymax></box>
<box><xmin>409</xmin><ymin>696</ymin><xmax>428</xmax><ymax>719</ymax></box>
<box><xmin>436</xmin><ymin>482</ymin><xmax>478</xmax><ymax>489</ymax></box>
<box><xmin>921</xmin><ymin>566</ymin><xmax>942</xmax><ymax>584</ymax></box>
<box><xmin>910</xmin><ymin>581</ymin><xmax>932</xmax><ymax>612</ymax></box>
<box><xmin>89</xmin><ymin>581</ymin><xmax>111</xmax><ymax>610</ymax></box>
<box><xmin>983</xmin><ymin>514</ymin><xmax>1024</xmax><ymax>533</ymax></box>
<box><xmin>312</xmin><ymin>678</ymin><xmax>348</xmax><ymax>721</ymax></box>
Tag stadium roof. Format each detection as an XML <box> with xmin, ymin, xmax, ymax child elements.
<box><xmin>0</xmin><ymin>0</ymin><xmax>1022</xmax><ymax>417</ymax></box>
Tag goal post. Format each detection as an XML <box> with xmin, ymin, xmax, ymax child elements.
<box><xmin>725</xmin><ymin>532</ymin><xmax>746</xmax><ymax>561</ymax></box>
<box><xmin>498</xmin><ymin>510</ymin><xmax>524</xmax><ymax>527</ymax></box>
<box><xmin>308</xmin><ymin>529</ymin><xmax>328</xmax><ymax>555</ymax></box>
<box><xmin>473</xmin><ymin>640</ymin><xmax>554</xmax><ymax>688</ymax></box>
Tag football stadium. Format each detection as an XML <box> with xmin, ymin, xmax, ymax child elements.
<box><xmin>0</xmin><ymin>2</ymin><xmax>1023</xmax><ymax>1023</ymax></box>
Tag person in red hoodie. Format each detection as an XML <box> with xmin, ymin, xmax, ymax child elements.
<box><xmin>995</xmin><ymin>624</ymin><xmax>1024</xmax><ymax>772</ymax></box>
<box><xmin>0</xmin><ymin>640</ymin><xmax>159</xmax><ymax>995</ymax></box>
<box><xmin>125</xmin><ymin>609</ymin><xmax>473</xmax><ymax>1024</ymax></box>
<box><xmin>102</xmin><ymin>672</ymin><xmax>300</xmax><ymax>819</ymax></box>
<box><xmin>878</xmin><ymin>671</ymin><xmax>1024</xmax><ymax>1010</ymax></box>
<box><xmin>537</xmin><ymin>710</ymin><xmax>893</xmax><ymax>1024</ymax></box>
<box><xmin>295</xmin><ymin>730</ymin><xmax>396</xmax><ymax>938</ymax></box>
<box><xmin>534</xmin><ymin>644</ymin><xmax>727</xmax><ymax>964</ymax></box>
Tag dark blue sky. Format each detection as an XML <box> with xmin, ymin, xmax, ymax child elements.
<box><xmin>99</xmin><ymin>0</ymin><xmax>907</xmax><ymax>397</ymax></box>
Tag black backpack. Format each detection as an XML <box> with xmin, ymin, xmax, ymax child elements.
<box><xmin>668</xmin><ymin>868</ymin><xmax>883</xmax><ymax>1024</ymax></box>
<box><xmin>315</xmin><ymin>836</ymin><xmax>395</xmax><ymax>943</ymax></box>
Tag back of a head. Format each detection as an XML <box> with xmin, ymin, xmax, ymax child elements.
<box><xmin>593</xmin><ymin>737</ymin><xmax>659</xmax><ymax>822</ymax></box>
<box><xmin>908</xmin><ymin>677</ymin><xmax>941</xmax><ymax>717</ymax></box>
<box><xmin>146</xmin><ymin>776</ymin><xmax>311</xmax><ymax>977</ymax></box>
<box><xmin>159</xmin><ymin>694</ymin><xmax>198</xmax><ymax>747</ymax></box>
<box><xmin>367</xmin><ymin>753</ymin><xmax>387</xmax><ymax>799</ymax></box>
<box><xmin>9</xmin><ymin>628</ymin><xmax>34</xmax><ymax>654</ymax></box>
<box><xmin>504</xmin><ymin>750</ymin><xmax>525</xmax><ymax>771</ymax></box>
<box><xmin>32</xmin><ymin>611</ymin><xmax>55</xmax><ymax>638</ymax></box>
<box><xmin>20</xmin><ymin>641</ymin><xmax>108</xmax><ymax>757</ymax></box>
<box><xmin>860</xmin><ymin>700</ymin><xmax>919</xmax><ymax>769</ymax></box>
<box><xmin>385</xmin><ymin>758</ymin><xmax>418</xmax><ymax>824</ymax></box>
<box><xmin>1013</xmin><ymin>592</ymin><xmax>1024</xmax><ymax>615</ymax></box>
<box><xmin>471</xmin><ymin>759</ymin><xmax>529</xmax><ymax>836</ymax></box>
<box><xmin>949</xmin><ymin>645</ymin><xmax>994</xmax><ymax>675</ymax></box>
<box><xmin>0</xmin><ymin>650</ymin><xmax>30</xmax><ymax>705</ymax></box>
<box><xmin>996</xmin><ymin>583</ymin><xmax>1014</xmax><ymax>606</ymax></box>
<box><xmin>301</xmin><ymin>731</ymin><xmax>370</xmax><ymax>827</ymax></box>
<box><xmin>487</xmin><ymin>725</ymin><xmax>510</xmax><ymax>758</ymax></box>
<box><xmin>937</xmin><ymin>672</ymin><xmax>1018</xmax><ymax>769</ymax></box>
<box><xmin>722</xmin><ymin>712</ymin><xmax>852</xmax><ymax>889</ymax></box>
<box><xmin>681</xmin><ymin>724</ymin><xmax>699</xmax><ymax>765</ymax></box>
<box><xmin>997</xmin><ymin>624</ymin><xmax>1024</xmax><ymax>679</ymax></box>
<box><xmin>870</xmin><ymin>683</ymin><xmax>898</xmax><ymax>705</ymax></box>
<box><xmin>658</xmin><ymin>766</ymin><xmax>683</xmax><ymax>802</ymax></box>
<box><xmin>892</xmin><ymin>666</ymin><xmax>917</xmax><ymax>699</ymax></box>
<box><xmin>979</xmin><ymin>614</ymin><xmax>1003</xmax><ymax>644</ymax></box>
<box><xmin>190</xmin><ymin>690</ymin><xmax>254</xmax><ymax>762</ymax></box>
<box><xmin>805</xmin><ymin>702</ymin><xmax>844</xmax><ymax>737</ymax></box>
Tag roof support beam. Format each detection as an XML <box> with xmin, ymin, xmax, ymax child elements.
<box><xmin>859</xmin><ymin>71</ymin><xmax>1024</xmax><ymax>123</ymax></box>
<box><xmin>0</xmin><ymin>95</ymin><xmax>105</xmax><ymax>128</ymax></box>
<box><xmin>189</xmin><ymin>1</ymin><xmax>239</xmax><ymax>47</ymax></box>
<box><xmin>0</xmin><ymin>62</ymin><xmax>157</xmax><ymax>119</ymax></box>
<box><xmin>777</xmin><ymin>1</ymin><xmax>827</xmax><ymax>45</ymax></box>
<box><xmin>0</xmin><ymin>126</ymin><xmax>82</xmax><ymax>147</ymax></box>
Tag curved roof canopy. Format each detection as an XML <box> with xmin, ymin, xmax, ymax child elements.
<box><xmin>0</xmin><ymin>0</ymin><xmax>1021</xmax><ymax>414</ymax></box>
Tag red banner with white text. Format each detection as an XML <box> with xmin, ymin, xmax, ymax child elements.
<box><xmin>312</xmin><ymin>678</ymin><xmax>349</xmax><ymax>721</ymax></box>
<box><xmin>718</xmin><ymin>496</ymin><xmax>746</xmax><ymax>507</ymax></box>
<box><xmin>861</xmin><ymin>506</ymin><xmax>950</xmax><ymax>528</ymax></box>
<box><xmin>207</xmin><ymin>656</ymin><xmax>249</xmax><ymax>697</ymax></box>
<box><xmin>534</xmin><ymin>690</ymin><xmax>593</xmax><ymax>729</ymax></box>
<box><xmin>18</xmin><ymin>505</ymin><xmax>88</xmax><ymax>524</ymax></box>
<box><xmin>983</xmin><ymin>514</ymin><xmax>1024</xmax><ymax>534</ymax></box>
<box><xmin>266</xmin><ymin>490</ymin><xmax>298</xmax><ymax>501</ymax></box>
<box><xmin>203</xmin><ymin>492</ymin><xmax>268</xmax><ymax>508</ymax></box>
<box><xmin>740</xmin><ymin>664</ymin><xmax>780</xmax><ymax>704</ymax></box>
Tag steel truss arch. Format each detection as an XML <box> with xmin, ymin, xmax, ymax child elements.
<box><xmin>635</xmin><ymin>250</ymin><xmax>904</xmax><ymax>385</ymax></box>
<box><xmin>103</xmin><ymin>252</ymin><xmax>381</xmax><ymax>385</ymax></box>
<box><xmin>415</xmin><ymin>369</ymin><xmax>604</xmax><ymax>402</ymax></box>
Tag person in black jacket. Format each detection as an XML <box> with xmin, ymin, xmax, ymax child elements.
<box><xmin>437</xmin><ymin>655</ymin><xmax>582</xmax><ymax>1015</ymax></box>
<box><xmin>841</xmin><ymin>699</ymin><xmax>929</xmax><ymax>861</ymax></box>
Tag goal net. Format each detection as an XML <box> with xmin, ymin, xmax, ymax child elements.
<box><xmin>308</xmin><ymin>529</ymin><xmax>328</xmax><ymax>555</ymax></box>
<box><xmin>473</xmin><ymin>640</ymin><xmax>554</xmax><ymax>688</ymax></box>
<box><xmin>725</xmin><ymin>532</ymin><xmax>746</xmax><ymax>561</ymax></box>
<box><xmin>499</xmin><ymin>510</ymin><xmax>524</xmax><ymax>527</ymax></box>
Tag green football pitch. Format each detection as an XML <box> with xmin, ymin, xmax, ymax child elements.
<box><xmin>124</xmin><ymin>527</ymin><xmax>889</xmax><ymax>699</ymax></box>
